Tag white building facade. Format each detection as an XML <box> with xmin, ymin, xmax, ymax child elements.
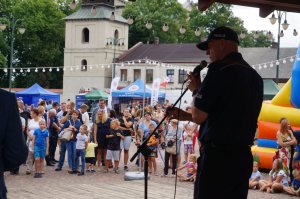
<box><xmin>63</xmin><ymin>0</ymin><xmax>128</xmax><ymax>100</ymax></box>
<box><xmin>115</xmin><ymin>42</ymin><xmax>209</xmax><ymax>89</ymax></box>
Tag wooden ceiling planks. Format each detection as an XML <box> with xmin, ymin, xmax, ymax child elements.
<box><xmin>198</xmin><ymin>0</ymin><xmax>300</xmax><ymax>17</ymax></box>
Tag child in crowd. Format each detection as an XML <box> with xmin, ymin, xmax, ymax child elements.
<box><xmin>146</xmin><ymin>123</ymin><xmax>159</xmax><ymax>176</ymax></box>
<box><xmin>106</xmin><ymin>119</ymin><xmax>124</xmax><ymax>174</ymax></box>
<box><xmin>176</xmin><ymin>154</ymin><xmax>197</xmax><ymax>182</ymax></box>
<box><xmin>32</xmin><ymin>120</ymin><xmax>49</xmax><ymax>178</ymax></box>
<box><xmin>85</xmin><ymin>136</ymin><xmax>98</xmax><ymax>173</ymax></box>
<box><xmin>259</xmin><ymin>159</ymin><xmax>289</xmax><ymax>193</ymax></box>
<box><xmin>182</xmin><ymin>124</ymin><xmax>194</xmax><ymax>164</ymax></box>
<box><xmin>75</xmin><ymin>124</ymin><xmax>88</xmax><ymax>176</ymax></box>
<box><xmin>284</xmin><ymin>169</ymin><xmax>300</xmax><ymax>196</ymax></box>
<box><xmin>249</xmin><ymin>161</ymin><xmax>262</xmax><ymax>189</ymax></box>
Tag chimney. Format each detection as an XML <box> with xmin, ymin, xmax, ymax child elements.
<box><xmin>271</xmin><ymin>42</ymin><xmax>278</xmax><ymax>49</ymax></box>
<box><xmin>154</xmin><ymin>37</ymin><xmax>159</xmax><ymax>45</ymax></box>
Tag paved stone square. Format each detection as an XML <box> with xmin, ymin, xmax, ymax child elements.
<box><xmin>4</xmin><ymin>145</ymin><xmax>297</xmax><ymax>199</ymax></box>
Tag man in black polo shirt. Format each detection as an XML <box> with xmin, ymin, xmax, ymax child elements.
<box><xmin>167</xmin><ymin>26</ymin><xmax>263</xmax><ymax>199</ymax></box>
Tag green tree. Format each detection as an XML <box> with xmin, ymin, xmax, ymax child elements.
<box><xmin>185</xmin><ymin>4</ymin><xmax>245</xmax><ymax>43</ymax></box>
<box><xmin>0</xmin><ymin>0</ymin><xmax>19</xmax><ymax>87</ymax></box>
<box><xmin>11</xmin><ymin>0</ymin><xmax>66</xmax><ymax>88</ymax></box>
<box><xmin>56</xmin><ymin>0</ymin><xmax>79</xmax><ymax>16</ymax></box>
<box><xmin>122</xmin><ymin>0</ymin><xmax>189</xmax><ymax>47</ymax></box>
<box><xmin>239</xmin><ymin>31</ymin><xmax>272</xmax><ymax>47</ymax></box>
<box><xmin>0</xmin><ymin>52</ymin><xmax>8</xmax><ymax>87</ymax></box>
<box><xmin>123</xmin><ymin>1</ymin><xmax>271</xmax><ymax>48</ymax></box>
<box><xmin>0</xmin><ymin>29</ymin><xmax>9</xmax><ymax>87</ymax></box>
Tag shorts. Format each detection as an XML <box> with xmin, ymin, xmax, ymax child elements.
<box><xmin>148</xmin><ymin>148</ymin><xmax>158</xmax><ymax>157</ymax></box>
<box><xmin>34</xmin><ymin>146</ymin><xmax>46</xmax><ymax>158</ymax></box>
<box><xmin>106</xmin><ymin>150</ymin><xmax>120</xmax><ymax>161</ymax></box>
<box><xmin>184</xmin><ymin>144</ymin><xmax>193</xmax><ymax>154</ymax></box>
<box><xmin>120</xmin><ymin>136</ymin><xmax>131</xmax><ymax>150</ymax></box>
<box><xmin>85</xmin><ymin>157</ymin><xmax>96</xmax><ymax>165</ymax></box>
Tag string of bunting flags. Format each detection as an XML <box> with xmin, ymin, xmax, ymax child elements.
<box><xmin>251</xmin><ymin>55</ymin><xmax>297</xmax><ymax>70</ymax></box>
<box><xmin>0</xmin><ymin>55</ymin><xmax>297</xmax><ymax>73</ymax></box>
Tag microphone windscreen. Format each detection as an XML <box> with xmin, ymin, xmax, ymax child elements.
<box><xmin>192</xmin><ymin>60</ymin><xmax>208</xmax><ymax>76</ymax></box>
<box><xmin>200</xmin><ymin>60</ymin><xmax>207</xmax><ymax>67</ymax></box>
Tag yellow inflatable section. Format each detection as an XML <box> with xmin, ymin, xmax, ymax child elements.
<box><xmin>253</xmin><ymin>77</ymin><xmax>300</xmax><ymax>169</ymax></box>
<box><xmin>258</xmin><ymin>102</ymin><xmax>300</xmax><ymax>126</ymax></box>
<box><xmin>252</xmin><ymin>146</ymin><xmax>277</xmax><ymax>169</ymax></box>
<box><xmin>271</xmin><ymin>79</ymin><xmax>293</xmax><ymax>107</ymax></box>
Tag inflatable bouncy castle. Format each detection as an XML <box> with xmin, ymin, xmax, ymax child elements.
<box><xmin>252</xmin><ymin>45</ymin><xmax>300</xmax><ymax>169</ymax></box>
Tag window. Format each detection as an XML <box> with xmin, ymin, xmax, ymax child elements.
<box><xmin>178</xmin><ymin>69</ymin><xmax>187</xmax><ymax>83</ymax></box>
<box><xmin>166</xmin><ymin>69</ymin><xmax>174</xmax><ymax>83</ymax></box>
<box><xmin>121</xmin><ymin>69</ymin><xmax>127</xmax><ymax>81</ymax></box>
<box><xmin>82</xmin><ymin>28</ymin><xmax>89</xmax><ymax>43</ymax></box>
<box><xmin>114</xmin><ymin>29</ymin><xmax>119</xmax><ymax>40</ymax></box>
<box><xmin>81</xmin><ymin>59</ymin><xmax>87</xmax><ymax>71</ymax></box>
<box><xmin>134</xmin><ymin>69</ymin><xmax>141</xmax><ymax>81</ymax></box>
<box><xmin>146</xmin><ymin>69</ymin><xmax>153</xmax><ymax>83</ymax></box>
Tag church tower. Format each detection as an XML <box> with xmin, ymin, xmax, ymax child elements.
<box><xmin>63</xmin><ymin>0</ymin><xmax>128</xmax><ymax>100</ymax></box>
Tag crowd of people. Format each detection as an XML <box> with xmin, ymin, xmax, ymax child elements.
<box><xmin>13</xmin><ymin>97</ymin><xmax>199</xmax><ymax>180</ymax></box>
<box><xmin>14</xmin><ymin>96</ymin><xmax>300</xmax><ymax>196</ymax></box>
<box><xmin>249</xmin><ymin>118</ymin><xmax>300</xmax><ymax>196</ymax></box>
<box><xmin>7</xmin><ymin>26</ymin><xmax>300</xmax><ymax>199</ymax></box>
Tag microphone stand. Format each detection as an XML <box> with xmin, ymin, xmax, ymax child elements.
<box><xmin>130</xmin><ymin>86</ymin><xmax>189</xmax><ymax>199</ymax></box>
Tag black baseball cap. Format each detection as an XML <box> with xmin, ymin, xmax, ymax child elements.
<box><xmin>196</xmin><ymin>26</ymin><xmax>239</xmax><ymax>50</ymax></box>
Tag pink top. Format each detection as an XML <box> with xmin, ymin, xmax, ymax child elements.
<box><xmin>186</xmin><ymin>162</ymin><xmax>196</xmax><ymax>175</ymax></box>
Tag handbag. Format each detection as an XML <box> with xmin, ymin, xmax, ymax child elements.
<box><xmin>165</xmin><ymin>142</ymin><xmax>177</xmax><ymax>155</ymax></box>
<box><xmin>60</xmin><ymin>120</ymin><xmax>73</xmax><ymax>141</ymax></box>
<box><xmin>60</xmin><ymin>129</ymin><xmax>72</xmax><ymax>141</ymax></box>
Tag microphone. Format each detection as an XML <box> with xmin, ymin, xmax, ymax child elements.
<box><xmin>183</xmin><ymin>60</ymin><xmax>208</xmax><ymax>83</ymax></box>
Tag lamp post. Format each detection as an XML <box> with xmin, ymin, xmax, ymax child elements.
<box><xmin>0</xmin><ymin>14</ymin><xmax>25</xmax><ymax>92</ymax></box>
<box><xmin>106</xmin><ymin>37</ymin><xmax>125</xmax><ymax>78</ymax></box>
<box><xmin>269</xmin><ymin>11</ymin><xmax>289</xmax><ymax>84</ymax></box>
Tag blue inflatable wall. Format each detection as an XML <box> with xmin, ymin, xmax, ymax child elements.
<box><xmin>291</xmin><ymin>45</ymin><xmax>300</xmax><ymax>108</ymax></box>
<box><xmin>257</xmin><ymin>139</ymin><xmax>278</xmax><ymax>149</ymax></box>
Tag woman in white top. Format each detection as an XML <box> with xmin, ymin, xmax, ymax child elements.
<box><xmin>26</xmin><ymin>108</ymin><xmax>42</xmax><ymax>174</ymax></box>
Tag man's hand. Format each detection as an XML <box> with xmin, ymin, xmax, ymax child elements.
<box><xmin>69</xmin><ymin>125</ymin><xmax>75</xmax><ymax>131</ymax></box>
<box><xmin>165</xmin><ymin>107</ymin><xmax>183</xmax><ymax>120</ymax></box>
<box><xmin>187</xmin><ymin>72</ymin><xmax>201</xmax><ymax>92</ymax></box>
<box><xmin>166</xmin><ymin>106</ymin><xmax>194</xmax><ymax>122</ymax></box>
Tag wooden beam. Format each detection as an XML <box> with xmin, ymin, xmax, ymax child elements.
<box><xmin>198</xmin><ymin>0</ymin><xmax>215</xmax><ymax>11</ymax></box>
<box><xmin>259</xmin><ymin>6</ymin><xmax>274</xmax><ymax>17</ymax></box>
<box><xmin>198</xmin><ymin>0</ymin><xmax>300</xmax><ymax>14</ymax></box>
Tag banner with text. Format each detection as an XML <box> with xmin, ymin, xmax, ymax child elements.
<box><xmin>108</xmin><ymin>77</ymin><xmax>120</xmax><ymax>109</ymax></box>
<box><xmin>151</xmin><ymin>78</ymin><xmax>161</xmax><ymax>106</ymax></box>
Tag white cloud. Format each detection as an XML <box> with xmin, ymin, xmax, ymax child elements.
<box><xmin>178</xmin><ymin>0</ymin><xmax>300</xmax><ymax>47</ymax></box>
